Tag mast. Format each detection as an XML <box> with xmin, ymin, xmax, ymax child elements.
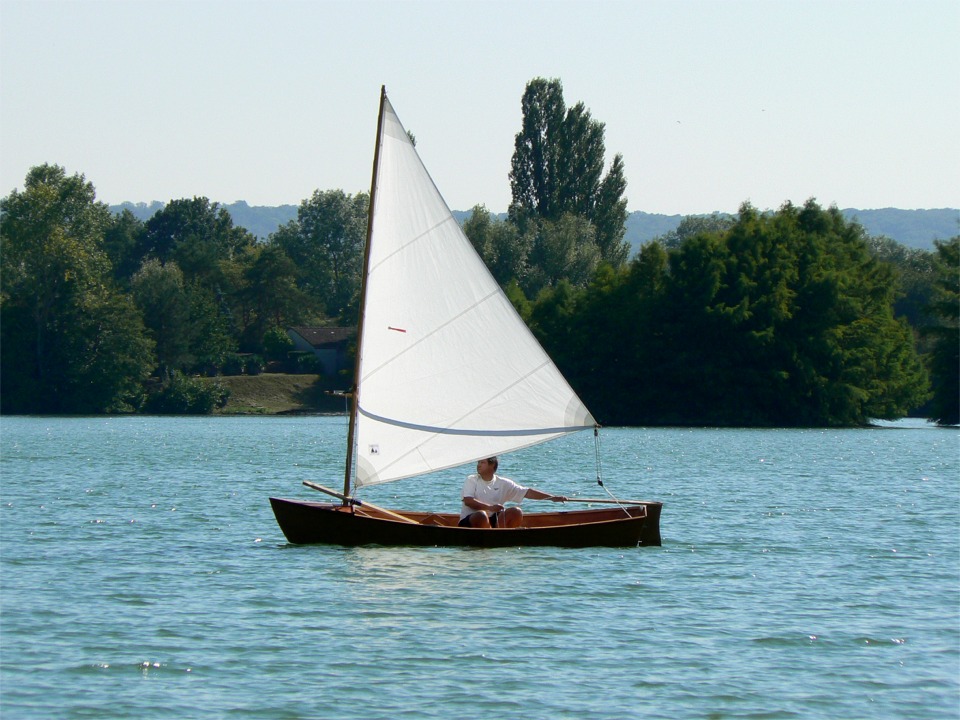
<box><xmin>342</xmin><ymin>85</ymin><xmax>387</xmax><ymax>500</ymax></box>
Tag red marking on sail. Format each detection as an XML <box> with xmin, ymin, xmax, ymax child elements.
<box><xmin>388</xmin><ymin>326</ymin><xmax>407</xmax><ymax>333</ymax></box>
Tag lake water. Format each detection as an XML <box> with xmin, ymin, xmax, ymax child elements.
<box><xmin>1</xmin><ymin>416</ymin><xmax>957</xmax><ymax>719</ymax></box>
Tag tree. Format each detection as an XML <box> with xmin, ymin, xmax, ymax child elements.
<box><xmin>137</xmin><ymin>197</ymin><xmax>254</xmax><ymax>286</ymax></box>
<box><xmin>653</xmin><ymin>213</ymin><xmax>736</xmax><ymax>249</ymax></box>
<box><xmin>462</xmin><ymin>205</ymin><xmax>530</xmax><ymax>287</ymax></box>
<box><xmin>656</xmin><ymin>201</ymin><xmax>930</xmax><ymax>425</ymax></box>
<box><xmin>103</xmin><ymin>208</ymin><xmax>147</xmax><ymax>283</ymax></box>
<box><xmin>235</xmin><ymin>243</ymin><xmax>308</xmax><ymax>351</ymax></box>
<box><xmin>509</xmin><ymin>78</ymin><xmax>566</xmax><ymax>222</ymax></box>
<box><xmin>62</xmin><ymin>287</ymin><xmax>155</xmax><ymax>412</ymax></box>
<box><xmin>524</xmin><ymin>213</ymin><xmax>601</xmax><ymax>296</ymax></box>
<box><xmin>592</xmin><ymin>153</ymin><xmax>629</xmax><ymax>266</ymax></box>
<box><xmin>509</xmin><ymin>78</ymin><xmax>629</xmax><ymax>269</ymax></box>
<box><xmin>130</xmin><ymin>259</ymin><xmax>192</xmax><ymax>380</ymax></box>
<box><xmin>0</xmin><ymin>164</ymin><xmax>154</xmax><ymax>412</ymax></box>
<box><xmin>187</xmin><ymin>282</ymin><xmax>237</xmax><ymax>375</ymax></box>
<box><xmin>924</xmin><ymin>237</ymin><xmax>959</xmax><ymax>425</ymax></box>
<box><xmin>865</xmin><ymin>235</ymin><xmax>937</xmax><ymax>329</ymax></box>
<box><xmin>531</xmin><ymin>200</ymin><xmax>931</xmax><ymax>426</ymax></box>
<box><xmin>272</xmin><ymin>189</ymin><xmax>368</xmax><ymax>322</ymax></box>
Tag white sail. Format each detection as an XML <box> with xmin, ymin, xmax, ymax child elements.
<box><xmin>353</xmin><ymin>93</ymin><xmax>595</xmax><ymax>487</ymax></box>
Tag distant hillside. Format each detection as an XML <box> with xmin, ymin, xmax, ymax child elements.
<box><xmin>112</xmin><ymin>201</ymin><xmax>297</xmax><ymax>240</ymax></box>
<box><xmin>111</xmin><ymin>202</ymin><xmax>957</xmax><ymax>252</ymax></box>
<box><xmin>839</xmin><ymin>208</ymin><xmax>958</xmax><ymax>250</ymax></box>
<box><xmin>622</xmin><ymin>208</ymin><xmax>958</xmax><ymax>254</ymax></box>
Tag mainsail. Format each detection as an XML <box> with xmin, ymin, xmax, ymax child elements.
<box><xmin>353</xmin><ymin>90</ymin><xmax>595</xmax><ymax>488</ymax></box>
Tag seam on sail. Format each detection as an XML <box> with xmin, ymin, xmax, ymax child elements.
<box><xmin>367</xmin><ymin>215</ymin><xmax>458</xmax><ymax>276</ymax></box>
<box><xmin>357</xmin><ymin>405</ymin><xmax>589</xmax><ymax>436</ymax></box>
<box><xmin>441</xmin><ymin>357</ymin><xmax>583</xmax><ymax>433</ymax></box>
<box><xmin>361</xmin><ymin>359</ymin><xmax>590</xmax><ymax>480</ymax></box>
<box><xmin>358</xmin><ymin>358</ymin><xmax>591</xmax><ymax>480</ymax></box>
<box><xmin>360</xmin><ymin>286</ymin><xmax>503</xmax><ymax>383</ymax></box>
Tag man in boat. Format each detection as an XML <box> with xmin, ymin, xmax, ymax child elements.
<box><xmin>459</xmin><ymin>456</ymin><xmax>567</xmax><ymax>529</ymax></box>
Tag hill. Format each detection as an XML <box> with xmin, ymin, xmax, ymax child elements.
<box><xmin>112</xmin><ymin>200</ymin><xmax>298</xmax><ymax>240</ymax></box>
<box><xmin>838</xmin><ymin>208</ymin><xmax>958</xmax><ymax>250</ymax></box>
<box><xmin>206</xmin><ymin>373</ymin><xmax>345</xmax><ymax>414</ymax></box>
<box><xmin>111</xmin><ymin>202</ymin><xmax>958</xmax><ymax>252</ymax></box>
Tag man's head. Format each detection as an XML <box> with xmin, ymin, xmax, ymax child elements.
<box><xmin>476</xmin><ymin>456</ymin><xmax>499</xmax><ymax>476</ymax></box>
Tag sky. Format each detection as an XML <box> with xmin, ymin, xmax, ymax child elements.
<box><xmin>1</xmin><ymin>0</ymin><xmax>957</xmax><ymax>216</ymax></box>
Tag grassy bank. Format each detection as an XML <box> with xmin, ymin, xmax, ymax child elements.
<box><xmin>204</xmin><ymin>374</ymin><xmax>349</xmax><ymax>415</ymax></box>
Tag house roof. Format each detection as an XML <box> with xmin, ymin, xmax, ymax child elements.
<box><xmin>289</xmin><ymin>327</ymin><xmax>355</xmax><ymax>349</ymax></box>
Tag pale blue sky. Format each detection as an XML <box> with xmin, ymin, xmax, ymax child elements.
<box><xmin>1</xmin><ymin>0</ymin><xmax>957</xmax><ymax>215</ymax></box>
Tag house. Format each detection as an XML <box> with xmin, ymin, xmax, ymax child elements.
<box><xmin>286</xmin><ymin>327</ymin><xmax>355</xmax><ymax>375</ymax></box>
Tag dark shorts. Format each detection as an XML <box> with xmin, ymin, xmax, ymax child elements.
<box><xmin>458</xmin><ymin>511</ymin><xmax>498</xmax><ymax>528</ymax></box>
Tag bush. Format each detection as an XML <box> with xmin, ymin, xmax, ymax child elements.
<box><xmin>289</xmin><ymin>351</ymin><xmax>322</xmax><ymax>374</ymax></box>
<box><xmin>263</xmin><ymin>327</ymin><xmax>295</xmax><ymax>361</ymax></box>
<box><xmin>222</xmin><ymin>354</ymin><xmax>245</xmax><ymax>376</ymax></box>
<box><xmin>144</xmin><ymin>372</ymin><xmax>230</xmax><ymax>414</ymax></box>
<box><xmin>244</xmin><ymin>355</ymin><xmax>265</xmax><ymax>376</ymax></box>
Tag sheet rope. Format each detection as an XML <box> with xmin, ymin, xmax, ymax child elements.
<box><xmin>593</xmin><ymin>425</ymin><xmax>632</xmax><ymax>517</ymax></box>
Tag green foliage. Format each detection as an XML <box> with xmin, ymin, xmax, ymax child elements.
<box><xmin>3</xmin><ymin>154</ymin><xmax>939</xmax><ymax>425</ymax></box>
<box><xmin>137</xmin><ymin>197</ymin><xmax>254</xmax><ymax>284</ymax></box>
<box><xmin>219</xmin><ymin>353</ymin><xmax>264</xmax><ymax>377</ymax></box>
<box><xmin>526</xmin><ymin>200</ymin><xmax>931</xmax><ymax>426</ymax></box>
<box><xmin>235</xmin><ymin>243</ymin><xmax>309</xmax><ymax>351</ymax></box>
<box><xmin>509</xmin><ymin>78</ymin><xmax>566</xmax><ymax>221</ymax></box>
<box><xmin>865</xmin><ymin>235</ymin><xmax>937</xmax><ymax>329</ymax></box>
<box><xmin>289</xmin><ymin>351</ymin><xmax>323</xmax><ymax>375</ymax></box>
<box><xmin>263</xmin><ymin>326</ymin><xmax>295</xmax><ymax>360</ymax></box>
<box><xmin>272</xmin><ymin>189</ymin><xmax>368</xmax><ymax>322</ymax></box>
<box><xmin>653</xmin><ymin>213</ymin><xmax>736</xmax><ymax>249</ymax></box>
<box><xmin>103</xmin><ymin>209</ymin><xmax>147</xmax><ymax>282</ymax></box>
<box><xmin>131</xmin><ymin>259</ymin><xmax>191</xmax><ymax>378</ymax></box>
<box><xmin>144</xmin><ymin>371</ymin><xmax>230</xmax><ymax>414</ymax></box>
<box><xmin>524</xmin><ymin>213</ymin><xmax>601</xmax><ymax>296</ymax></box>
<box><xmin>503</xmin><ymin>279</ymin><xmax>532</xmax><ymax>321</ymax></box>
<box><xmin>0</xmin><ymin>164</ymin><xmax>155</xmax><ymax>413</ymax></box>
<box><xmin>923</xmin><ymin>237</ymin><xmax>959</xmax><ymax>425</ymax></box>
<box><xmin>187</xmin><ymin>283</ymin><xmax>236</xmax><ymax>374</ymax></box>
<box><xmin>0</xmin><ymin>164</ymin><xmax>369</xmax><ymax>413</ymax></box>
<box><xmin>243</xmin><ymin>355</ymin><xmax>265</xmax><ymax>376</ymax></box>
<box><xmin>509</xmin><ymin>78</ymin><xmax>629</xmax><ymax>270</ymax></box>
<box><xmin>592</xmin><ymin>154</ymin><xmax>629</xmax><ymax>266</ymax></box>
<box><xmin>462</xmin><ymin>205</ymin><xmax>531</xmax><ymax>287</ymax></box>
<box><xmin>64</xmin><ymin>288</ymin><xmax>155</xmax><ymax>413</ymax></box>
<box><xmin>221</xmin><ymin>354</ymin><xmax>246</xmax><ymax>376</ymax></box>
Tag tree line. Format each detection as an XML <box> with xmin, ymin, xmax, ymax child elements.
<box><xmin>1</xmin><ymin>78</ymin><xmax>956</xmax><ymax>424</ymax></box>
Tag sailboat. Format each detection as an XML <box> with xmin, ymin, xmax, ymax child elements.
<box><xmin>269</xmin><ymin>87</ymin><xmax>662</xmax><ymax>548</ymax></box>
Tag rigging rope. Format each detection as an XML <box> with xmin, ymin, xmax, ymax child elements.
<box><xmin>593</xmin><ymin>425</ymin><xmax>632</xmax><ymax>518</ymax></box>
<box><xmin>594</xmin><ymin>425</ymin><xmax>603</xmax><ymax>487</ymax></box>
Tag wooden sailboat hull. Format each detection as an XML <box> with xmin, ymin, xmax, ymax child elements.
<box><xmin>269</xmin><ymin>498</ymin><xmax>662</xmax><ymax>548</ymax></box>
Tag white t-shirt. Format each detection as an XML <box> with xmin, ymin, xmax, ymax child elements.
<box><xmin>460</xmin><ymin>473</ymin><xmax>528</xmax><ymax>520</ymax></box>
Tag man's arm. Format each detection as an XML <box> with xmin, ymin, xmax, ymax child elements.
<box><xmin>523</xmin><ymin>488</ymin><xmax>567</xmax><ymax>502</ymax></box>
<box><xmin>463</xmin><ymin>496</ymin><xmax>504</xmax><ymax>512</ymax></box>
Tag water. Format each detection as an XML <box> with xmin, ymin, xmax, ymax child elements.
<box><xmin>1</xmin><ymin>416</ymin><xmax>957</xmax><ymax>719</ymax></box>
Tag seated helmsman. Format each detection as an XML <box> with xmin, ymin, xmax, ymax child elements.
<box><xmin>458</xmin><ymin>456</ymin><xmax>566</xmax><ymax>528</ymax></box>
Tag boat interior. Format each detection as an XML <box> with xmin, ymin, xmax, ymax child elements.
<box><xmin>338</xmin><ymin>503</ymin><xmax>650</xmax><ymax>528</ymax></box>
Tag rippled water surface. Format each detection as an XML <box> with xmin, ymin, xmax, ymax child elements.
<box><xmin>1</xmin><ymin>416</ymin><xmax>957</xmax><ymax>719</ymax></box>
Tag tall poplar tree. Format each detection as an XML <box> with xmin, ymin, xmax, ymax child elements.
<box><xmin>509</xmin><ymin>78</ymin><xmax>629</xmax><ymax>269</ymax></box>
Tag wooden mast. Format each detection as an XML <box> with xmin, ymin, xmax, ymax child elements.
<box><xmin>342</xmin><ymin>85</ymin><xmax>387</xmax><ymax>500</ymax></box>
